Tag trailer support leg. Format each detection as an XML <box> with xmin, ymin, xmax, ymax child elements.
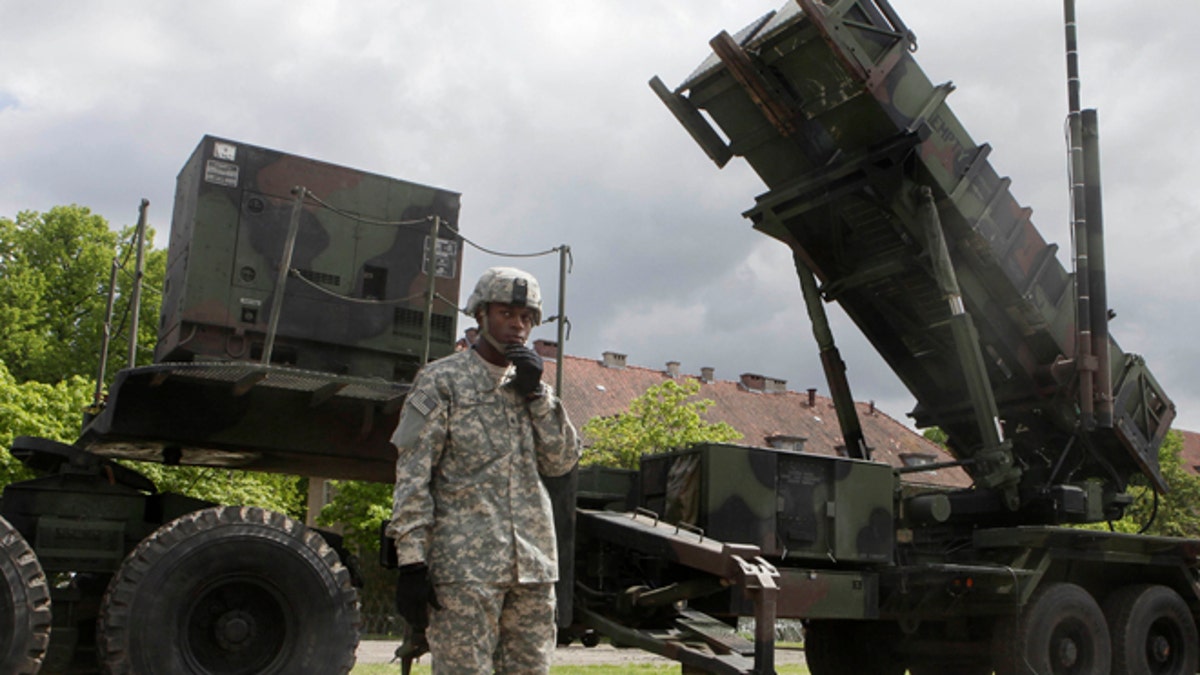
<box><xmin>736</xmin><ymin>555</ymin><xmax>780</xmax><ymax>675</ymax></box>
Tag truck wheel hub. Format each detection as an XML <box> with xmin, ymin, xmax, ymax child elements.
<box><xmin>1150</xmin><ymin>634</ymin><xmax>1171</xmax><ymax>663</ymax></box>
<box><xmin>1054</xmin><ymin>637</ymin><xmax>1078</xmax><ymax>668</ymax></box>
<box><xmin>215</xmin><ymin>610</ymin><xmax>256</xmax><ymax>651</ymax></box>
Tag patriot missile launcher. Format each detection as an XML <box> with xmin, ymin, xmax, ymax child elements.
<box><xmin>567</xmin><ymin>1</ymin><xmax>1199</xmax><ymax>673</ymax></box>
<box><xmin>590</xmin><ymin>0</ymin><xmax>1200</xmax><ymax>672</ymax></box>
<box><xmin>652</xmin><ymin>0</ymin><xmax>1172</xmax><ymax>525</ymax></box>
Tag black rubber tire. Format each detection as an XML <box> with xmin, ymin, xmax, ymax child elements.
<box><xmin>1104</xmin><ymin>584</ymin><xmax>1198</xmax><ymax>675</ymax></box>
<box><xmin>0</xmin><ymin>516</ymin><xmax>51</xmax><ymax>674</ymax></box>
<box><xmin>804</xmin><ymin>620</ymin><xmax>905</xmax><ymax>675</ymax></box>
<box><xmin>98</xmin><ymin>506</ymin><xmax>360</xmax><ymax>675</ymax></box>
<box><xmin>993</xmin><ymin>582</ymin><xmax>1111</xmax><ymax>675</ymax></box>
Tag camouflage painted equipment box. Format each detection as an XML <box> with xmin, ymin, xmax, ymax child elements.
<box><xmin>640</xmin><ymin>443</ymin><xmax>892</xmax><ymax>564</ymax></box>
<box><xmin>654</xmin><ymin>0</ymin><xmax>1172</xmax><ymax>521</ymax></box>
<box><xmin>76</xmin><ymin>137</ymin><xmax>464</xmax><ymax>480</ymax></box>
<box><xmin>157</xmin><ymin>135</ymin><xmax>462</xmax><ymax>382</ymax></box>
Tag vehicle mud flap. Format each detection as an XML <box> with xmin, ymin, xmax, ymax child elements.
<box><xmin>542</xmin><ymin>466</ymin><xmax>577</xmax><ymax>629</ymax></box>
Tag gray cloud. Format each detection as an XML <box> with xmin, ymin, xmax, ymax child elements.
<box><xmin>3</xmin><ymin>1</ymin><xmax>1199</xmax><ymax>432</ymax></box>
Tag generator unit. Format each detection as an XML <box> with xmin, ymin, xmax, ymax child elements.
<box><xmin>156</xmin><ymin>135</ymin><xmax>463</xmax><ymax>381</ymax></box>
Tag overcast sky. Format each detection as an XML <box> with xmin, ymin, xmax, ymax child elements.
<box><xmin>3</xmin><ymin>1</ymin><xmax>1199</xmax><ymax>433</ymax></box>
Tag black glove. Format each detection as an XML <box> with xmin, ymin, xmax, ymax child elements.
<box><xmin>395</xmin><ymin>563</ymin><xmax>439</xmax><ymax>632</ymax></box>
<box><xmin>506</xmin><ymin>344</ymin><xmax>544</xmax><ymax>398</ymax></box>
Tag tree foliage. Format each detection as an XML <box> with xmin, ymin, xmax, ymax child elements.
<box><xmin>581</xmin><ymin>379</ymin><xmax>742</xmax><ymax>469</ymax></box>
<box><xmin>0</xmin><ymin>360</ymin><xmax>93</xmax><ymax>485</ymax></box>
<box><xmin>921</xmin><ymin>426</ymin><xmax>948</xmax><ymax>447</ymax></box>
<box><xmin>1105</xmin><ymin>431</ymin><xmax>1200</xmax><ymax>537</ymax></box>
<box><xmin>136</xmin><ymin>464</ymin><xmax>307</xmax><ymax>520</ymax></box>
<box><xmin>0</xmin><ymin>205</ymin><xmax>163</xmax><ymax>385</ymax></box>
<box><xmin>318</xmin><ymin>480</ymin><xmax>392</xmax><ymax>555</ymax></box>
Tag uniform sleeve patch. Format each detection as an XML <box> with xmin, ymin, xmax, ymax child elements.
<box><xmin>409</xmin><ymin>390</ymin><xmax>436</xmax><ymax>417</ymax></box>
<box><xmin>392</xmin><ymin>388</ymin><xmax>439</xmax><ymax>449</ymax></box>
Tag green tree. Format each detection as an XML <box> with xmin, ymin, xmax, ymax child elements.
<box><xmin>922</xmin><ymin>426</ymin><xmax>948</xmax><ymax>447</ymax></box>
<box><xmin>318</xmin><ymin>480</ymin><xmax>392</xmax><ymax>555</ymax></box>
<box><xmin>581</xmin><ymin>379</ymin><xmax>742</xmax><ymax>469</ymax></box>
<box><xmin>1106</xmin><ymin>431</ymin><xmax>1200</xmax><ymax>537</ymax></box>
<box><xmin>0</xmin><ymin>359</ymin><xmax>93</xmax><ymax>485</ymax></box>
<box><xmin>137</xmin><ymin>464</ymin><xmax>307</xmax><ymax>520</ymax></box>
<box><xmin>0</xmin><ymin>205</ymin><xmax>163</xmax><ymax>385</ymax></box>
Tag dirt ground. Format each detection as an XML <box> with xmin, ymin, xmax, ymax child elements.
<box><xmin>356</xmin><ymin>640</ymin><xmax>807</xmax><ymax>666</ymax></box>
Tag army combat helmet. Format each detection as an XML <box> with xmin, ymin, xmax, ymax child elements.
<box><xmin>465</xmin><ymin>267</ymin><xmax>543</xmax><ymax>351</ymax></box>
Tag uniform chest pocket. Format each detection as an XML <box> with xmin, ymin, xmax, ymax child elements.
<box><xmin>440</xmin><ymin>391</ymin><xmax>507</xmax><ymax>483</ymax></box>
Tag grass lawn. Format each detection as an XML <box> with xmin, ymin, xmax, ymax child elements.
<box><xmin>350</xmin><ymin>637</ymin><xmax>811</xmax><ymax>674</ymax></box>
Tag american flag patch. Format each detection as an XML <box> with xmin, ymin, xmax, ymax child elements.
<box><xmin>409</xmin><ymin>390</ymin><xmax>436</xmax><ymax>416</ymax></box>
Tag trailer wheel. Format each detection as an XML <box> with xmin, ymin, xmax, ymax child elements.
<box><xmin>1104</xmin><ymin>584</ymin><xmax>1198</xmax><ymax>675</ymax></box>
<box><xmin>805</xmin><ymin>620</ymin><xmax>904</xmax><ymax>675</ymax></box>
<box><xmin>98</xmin><ymin>506</ymin><xmax>360</xmax><ymax>674</ymax></box>
<box><xmin>0</xmin><ymin>516</ymin><xmax>51</xmax><ymax>675</ymax></box>
<box><xmin>993</xmin><ymin>582</ymin><xmax>1110</xmax><ymax>675</ymax></box>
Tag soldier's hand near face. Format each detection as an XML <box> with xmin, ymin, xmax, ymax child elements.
<box><xmin>505</xmin><ymin>344</ymin><xmax>544</xmax><ymax>398</ymax></box>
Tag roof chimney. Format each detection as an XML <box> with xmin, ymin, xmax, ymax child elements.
<box><xmin>665</xmin><ymin>361</ymin><xmax>681</xmax><ymax>378</ymax></box>
<box><xmin>807</xmin><ymin>388</ymin><xmax>817</xmax><ymax>407</ymax></box>
<box><xmin>700</xmin><ymin>366</ymin><xmax>715</xmax><ymax>383</ymax></box>
<box><xmin>601</xmin><ymin>351</ymin><xmax>627</xmax><ymax>370</ymax></box>
<box><xmin>533</xmin><ymin>339</ymin><xmax>559</xmax><ymax>359</ymax></box>
<box><xmin>766</xmin><ymin>434</ymin><xmax>807</xmax><ymax>452</ymax></box>
<box><xmin>765</xmin><ymin>376</ymin><xmax>787</xmax><ymax>394</ymax></box>
<box><xmin>740</xmin><ymin>373</ymin><xmax>765</xmax><ymax>391</ymax></box>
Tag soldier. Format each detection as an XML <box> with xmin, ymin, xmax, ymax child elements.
<box><xmin>388</xmin><ymin>266</ymin><xmax>580</xmax><ymax>673</ymax></box>
<box><xmin>455</xmin><ymin>326</ymin><xmax>479</xmax><ymax>352</ymax></box>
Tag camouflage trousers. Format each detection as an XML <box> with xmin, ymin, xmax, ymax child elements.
<box><xmin>427</xmin><ymin>581</ymin><xmax>556</xmax><ymax>674</ymax></box>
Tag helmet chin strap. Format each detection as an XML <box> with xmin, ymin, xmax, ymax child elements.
<box><xmin>477</xmin><ymin>311</ymin><xmax>508</xmax><ymax>354</ymax></box>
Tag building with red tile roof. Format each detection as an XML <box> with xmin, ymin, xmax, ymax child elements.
<box><xmin>1178</xmin><ymin>429</ymin><xmax>1200</xmax><ymax>476</ymax></box>
<box><xmin>535</xmin><ymin>340</ymin><xmax>970</xmax><ymax>488</ymax></box>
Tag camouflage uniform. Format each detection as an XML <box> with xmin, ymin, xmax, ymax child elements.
<box><xmin>389</xmin><ymin>346</ymin><xmax>579</xmax><ymax>673</ymax></box>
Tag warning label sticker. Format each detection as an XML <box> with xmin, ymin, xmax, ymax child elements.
<box><xmin>204</xmin><ymin>159</ymin><xmax>239</xmax><ymax>187</ymax></box>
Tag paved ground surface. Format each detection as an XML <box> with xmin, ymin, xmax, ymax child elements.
<box><xmin>356</xmin><ymin>640</ymin><xmax>807</xmax><ymax>666</ymax></box>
